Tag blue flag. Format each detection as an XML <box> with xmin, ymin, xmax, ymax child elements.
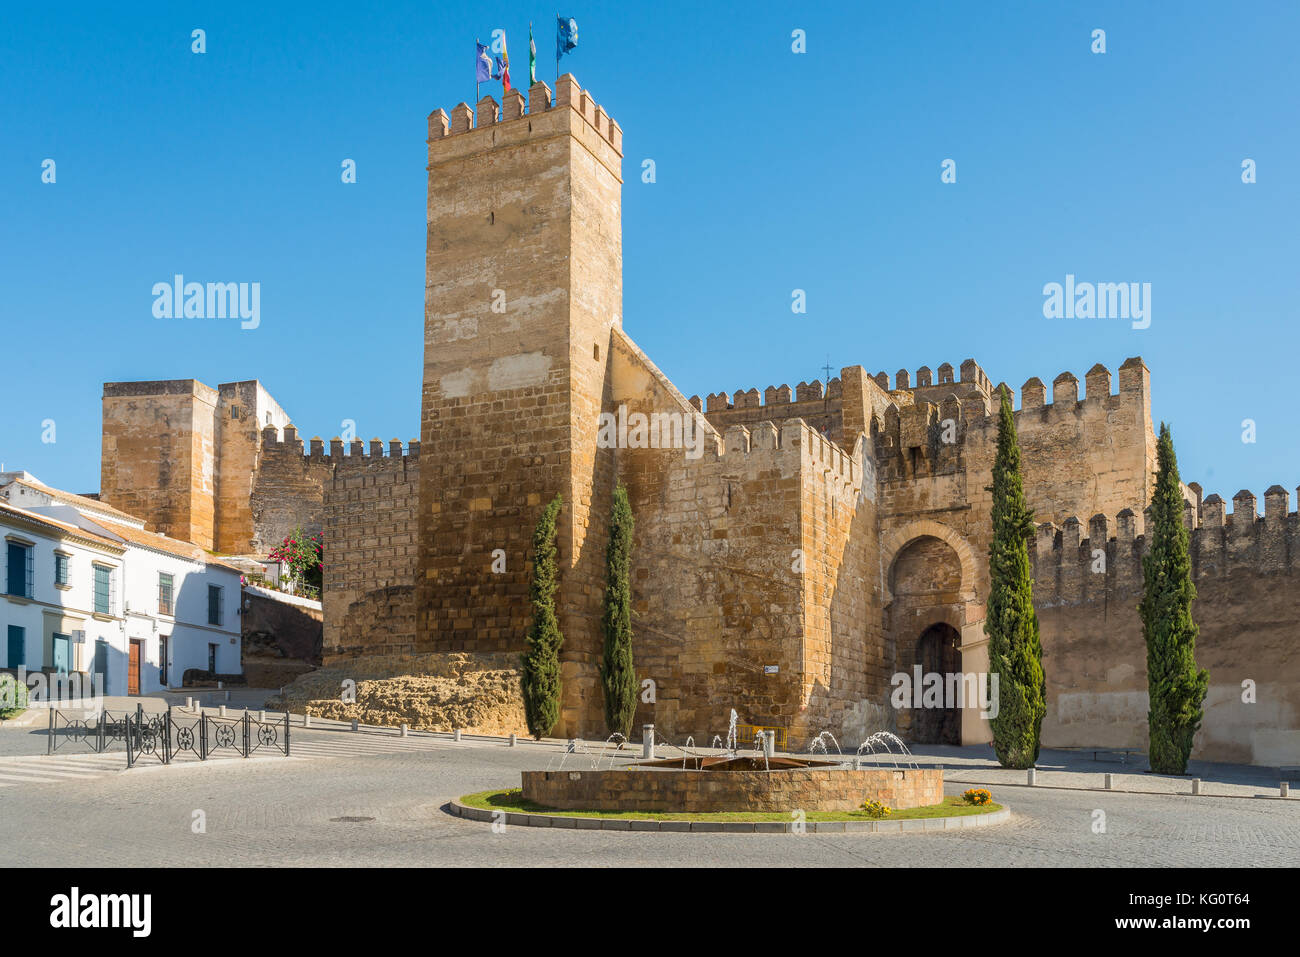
<box><xmin>475</xmin><ymin>42</ymin><xmax>493</xmax><ymax>83</ymax></box>
<box><xmin>556</xmin><ymin>16</ymin><xmax>578</xmax><ymax>60</ymax></box>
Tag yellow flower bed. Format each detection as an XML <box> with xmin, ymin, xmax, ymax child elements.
<box><xmin>860</xmin><ymin>799</ymin><xmax>892</xmax><ymax>819</ymax></box>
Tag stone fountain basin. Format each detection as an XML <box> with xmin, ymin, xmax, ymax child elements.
<box><xmin>521</xmin><ymin>760</ymin><xmax>943</xmax><ymax>813</ymax></box>
<box><xmin>637</xmin><ymin>755</ymin><xmax>842</xmax><ymax>772</ymax></box>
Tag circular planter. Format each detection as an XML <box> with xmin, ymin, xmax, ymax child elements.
<box><xmin>449</xmin><ymin>797</ymin><xmax>1010</xmax><ymax>834</ymax></box>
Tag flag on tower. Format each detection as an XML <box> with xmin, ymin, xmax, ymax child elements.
<box><xmin>556</xmin><ymin>16</ymin><xmax>578</xmax><ymax>60</ymax></box>
<box><xmin>495</xmin><ymin>31</ymin><xmax>511</xmax><ymax>92</ymax></box>
<box><xmin>528</xmin><ymin>22</ymin><xmax>537</xmax><ymax>85</ymax></box>
<box><xmin>475</xmin><ymin>41</ymin><xmax>493</xmax><ymax>83</ymax></box>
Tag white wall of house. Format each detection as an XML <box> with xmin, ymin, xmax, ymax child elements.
<box><xmin>2</xmin><ymin>500</ymin><xmax>242</xmax><ymax>695</ymax></box>
<box><xmin>1</xmin><ymin>509</ymin><xmax>126</xmax><ymax>692</ymax></box>
<box><xmin>115</xmin><ymin>548</ymin><xmax>241</xmax><ymax>686</ymax></box>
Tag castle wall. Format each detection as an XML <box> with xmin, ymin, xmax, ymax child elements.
<box><xmin>1032</xmin><ymin>490</ymin><xmax>1300</xmax><ymax>766</ymax></box>
<box><xmin>215</xmin><ymin>381</ymin><xmax>292</xmax><ymax>553</ymax></box>
<box><xmin>319</xmin><ymin>439</ymin><xmax>420</xmax><ymax>660</ymax></box>
<box><xmin>101</xmin><ymin>380</ymin><xmax>218</xmax><ymax>549</ymax></box>
<box><xmin>251</xmin><ymin>427</ymin><xmax>334</xmax><ymax>553</ymax></box>
<box><xmin>415</xmin><ymin>79</ymin><xmax>623</xmax><ymax>737</ymax></box>
<box><xmin>801</xmin><ymin>430</ymin><xmax>885</xmax><ymax>745</ymax></box>
<box><xmin>611</xmin><ymin>331</ymin><xmax>881</xmax><ymax>745</ymax></box>
<box><xmin>697</xmin><ymin>379</ymin><xmax>843</xmax><ymax>446</ymax></box>
<box><xmin>101</xmin><ymin>379</ymin><xmax>311</xmax><ymax>556</ymax></box>
<box><xmin>870</xmin><ymin>358</ymin><xmax>1159</xmax><ymax>749</ymax></box>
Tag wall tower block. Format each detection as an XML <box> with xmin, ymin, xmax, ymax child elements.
<box><xmin>416</xmin><ymin>76</ymin><xmax>624</xmax><ymax>736</ymax></box>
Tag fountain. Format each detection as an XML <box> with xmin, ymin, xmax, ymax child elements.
<box><xmin>808</xmin><ymin>731</ymin><xmax>843</xmax><ymax>756</ymax></box>
<box><xmin>522</xmin><ymin>716</ymin><xmax>943</xmax><ymax>814</ymax></box>
<box><xmin>853</xmin><ymin>731</ymin><xmax>921</xmax><ymax>770</ymax></box>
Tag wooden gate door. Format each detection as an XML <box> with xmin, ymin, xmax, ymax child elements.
<box><xmin>128</xmin><ymin>640</ymin><xmax>142</xmax><ymax>695</ymax></box>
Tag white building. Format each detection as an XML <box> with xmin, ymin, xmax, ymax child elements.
<box><xmin>0</xmin><ymin>473</ymin><xmax>242</xmax><ymax>696</ymax></box>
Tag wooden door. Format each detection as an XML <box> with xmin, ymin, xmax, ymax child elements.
<box><xmin>128</xmin><ymin>640</ymin><xmax>142</xmax><ymax>695</ymax></box>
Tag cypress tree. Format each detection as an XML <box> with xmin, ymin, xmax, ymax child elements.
<box><xmin>984</xmin><ymin>385</ymin><xmax>1046</xmax><ymax>769</ymax></box>
<box><xmin>1139</xmin><ymin>424</ymin><xmax>1209</xmax><ymax>774</ymax></box>
<box><xmin>600</xmin><ymin>484</ymin><xmax>637</xmax><ymax>738</ymax></box>
<box><xmin>521</xmin><ymin>494</ymin><xmax>564</xmax><ymax>739</ymax></box>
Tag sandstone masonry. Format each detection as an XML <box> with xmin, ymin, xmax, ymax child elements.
<box><xmin>98</xmin><ymin>80</ymin><xmax>1300</xmax><ymax>766</ymax></box>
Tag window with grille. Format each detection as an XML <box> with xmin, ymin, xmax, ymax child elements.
<box><xmin>93</xmin><ymin>565</ymin><xmax>113</xmax><ymax>615</ymax></box>
<box><xmin>54</xmin><ymin>552</ymin><xmax>70</xmax><ymax>586</ymax></box>
<box><xmin>158</xmin><ymin>572</ymin><xmax>174</xmax><ymax>615</ymax></box>
<box><xmin>207</xmin><ymin>584</ymin><xmax>223</xmax><ymax>626</ymax></box>
<box><xmin>5</xmin><ymin>541</ymin><xmax>33</xmax><ymax>598</ymax></box>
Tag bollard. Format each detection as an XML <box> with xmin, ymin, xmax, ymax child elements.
<box><xmin>304</xmin><ymin>713</ymin><xmax>311</xmax><ymax>728</ymax></box>
<box><xmin>185</xmin><ymin>697</ymin><xmax>193</xmax><ymax>710</ymax></box>
<box><xmin>225</xmin><ymin>690</ymin><xmax>231</xmax><ymax>702</ymax></box>
<box><xmin>217</xmin><ymin>680</ymin><xmax>223</xmax><ymax>690</ymax></box>
<box><xmin>258</xmin><ymin>710</ymin><xmax>265</xmax><ymax>723</ymax></box>
<box><xmin>454</xmin><ymin>728</ymin><xmax>462</xmax><ymax>742</ymax></box>
<box><xmin>351</xmin><ymin>718</ymin><xmax>359</xmax><ymax>732</ymax></box>
<box><xmin>1282</xmin><ymin>782</ymin><xmax>1290</xmax><ymax>798</ymax></box>
<box><xmin>509</xmin><ymin>733</ymin><xmax>517</xmax><ymax>747</ymax></box>
<box><xmin>1027</xmin><ymin>768</ymin><xmax>1037</xmax><ymax>787</ymax></box>
<box><xmin>566</xmin><ymin>738</ymin><xmax>577</xmax><ymax>754</ymax></box>
<box><xmin>1191</xmin><ymin>778</ymin><xmax>1202</xmax><ymax>796</ymax></box>
<box><xmin>1104</xmin><ymin>773</ymin><xmax>1114</xmax><ymax>790</ymax></box>
<box><xmin>762</xmin><ymin>731</ymin><xmax>775</xmax><ymax>759</ymax></box>
<box><xmin>401</xmin><ymin>724</ymin><xmax>409</xmax><ymax>737</ymax></box>
<box><xmin>642</xmin><ymin>724</ymin><xmax>655</xmax><ymax>760</ymax></box>
<box><xmin>218</xmin><ymin>705</ymin><xmax>227</xmax><ymax>718</ymax></box>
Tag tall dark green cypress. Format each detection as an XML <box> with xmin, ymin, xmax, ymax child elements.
<box><xmin>599</xmin><ymin>484</ymin><xmax>637</xmax><ymax>739</ymax></box>
<box><xmin>521</xmin><ymin>494</ymin><xmax>564</xmax><ymax>739</ymax></box>
<box><xmin>1139</xmin><ymin>424</ymin><xmax>1208</xmax><ymax>774</ymax></box>
<box><xmin>984</xmin><ymin>386</ymin><xmax>1046</xmax><ymax>769</ymax></box>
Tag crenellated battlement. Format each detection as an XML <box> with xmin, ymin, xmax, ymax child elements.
<box><xmin>426</xmin><ymin>74</ymin><xmax>622</xmax><ymax>161</ymax></box>
<box><xmin>693</xmin><ymin>377</ymin><xmax>843</xmax><ymax>414</ymax></box>
<box><xmin>873</xmin><ymin>358</ymin><xmax>1148</xmax><ymax>452</ymax></box>
<box><xmin>260</xmin><ymin>425</ymin><xmax>420</xmax><ymax>466</ymax></box>
<box><xmin>681</xmin><ymin>417</ymin><xmax>860</xmax><ymax>491</ymax></box>
<box><xmin>1031</xmin><ymin>485</ymin><xmax>1300</xmax><ymax>604</ymax></box>
<box><xmin>1017</xmin><ymin>357</ymin><xmax>1147</xmax><ymax>411</ymax></box>
<box><xmin>871</xmin><ymin>359</ymin><xmax>992</xmax><ymax>395</ymax></box>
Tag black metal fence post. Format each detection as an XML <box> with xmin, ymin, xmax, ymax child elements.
<box><xmin>200</xmin><ymin>714</ymin><xmax>208</xmax><ymax>760</ymax></box>
<box><xmin>284</xmin><ymin>711</ymin><xmax>290</xmax><ymax>756</ymax></box>
<box><xmin>46</xmin><ymin>707</ymin><xmax>54</xmax><ymax>755</ymax></box>
<box><xmin>97</xmin><ymin>709</ymin><xmax>105</xmax><ymax>753</ymax></box>
<box><xmin>163</xmin><ymin>708</ymin><xmax>172</xmax><ymax>764</ymax></box>
<box><xmin>241</xmin><ymin>712</ymin><xmax>250</xmax><ymax>758</ymax></box>
<box><xmin>125</xmin><ymin>709</ymin><xmax>136</xmax><ymax>769</ymax></box>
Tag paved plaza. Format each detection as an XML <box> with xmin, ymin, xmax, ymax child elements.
<box><xmin>1</xmin><ymin>702</ymin><xmax>1296</xmax><ymax>868</ymax></box>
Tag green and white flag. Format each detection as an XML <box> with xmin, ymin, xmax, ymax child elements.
<box><xmin>529</xmin><ymin>22</ymin><xmax>536</xmax><ymax>85</ymax></box>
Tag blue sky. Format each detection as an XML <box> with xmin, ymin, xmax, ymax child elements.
<box><xmin>2</xmin><ymin>1</ymin><xmax>1297</xmax><ymax>507</ymax></box>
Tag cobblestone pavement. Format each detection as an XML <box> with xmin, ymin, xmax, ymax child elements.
<box><xmin>0</xmin><ymin>729</ymin><xmax>1296</xmax><ymax>867</ymax></box>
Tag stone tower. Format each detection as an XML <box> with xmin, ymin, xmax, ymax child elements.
<box><xmin>417</xmin><ymin>76</ymin><xmax>624</xmax><ymax>736</ymax></box>
<box><xmin>100</xmin><ymin>379</ymin><xmax>293</xmax><ymax>553</ymax></box>
<box><xmin>101</xmin><ymin>379</ymin><xmax>220</xmax><ymax>549</ymax></box>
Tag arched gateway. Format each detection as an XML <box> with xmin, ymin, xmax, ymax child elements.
<box><xmin>884</xmin><ymin>521</ymin><xmax>985</xmax><ymax>746</ymax></box>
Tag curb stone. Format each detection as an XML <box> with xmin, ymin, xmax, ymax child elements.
<box><xmin>448</xmin><ymin>799</ymin><xmax>1010</xmax><ymax>834</ymax></box>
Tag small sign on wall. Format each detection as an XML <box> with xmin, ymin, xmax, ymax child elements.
<box><xmin>764</xmin><ymin>665</ymin><xmax>779</xmax><ymax>674</ymax></box>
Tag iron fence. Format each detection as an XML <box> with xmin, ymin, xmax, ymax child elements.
<box><xmin>47</xmin><ymin>704</ymin><xmax>290</xmax><ymax>766</ymax></box>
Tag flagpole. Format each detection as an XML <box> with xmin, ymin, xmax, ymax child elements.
<box><xmin>556</xmin><ymin>12</ymin><xmax>560</xmax><ymax>83</ymax></box>
<box><xmin>475</xmin><ymin>37</ymin><xmax>480</xmax><ymax>105</ymax></box>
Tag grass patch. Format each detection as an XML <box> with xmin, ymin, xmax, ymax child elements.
<box><xmin>459</xmin><ymin>789</ymin><xmax>1002</xmax><ymax>822</ymax></box>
